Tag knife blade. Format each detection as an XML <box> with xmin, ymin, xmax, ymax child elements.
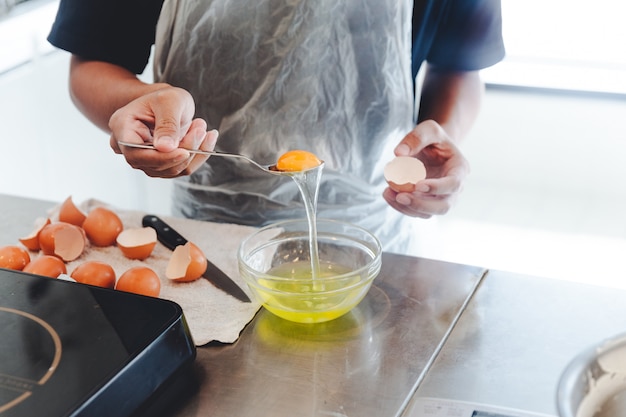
<box><xmin>142</xmin><ymin>215</ymin><xmax>251</xmax><ymax>303</ymax></box>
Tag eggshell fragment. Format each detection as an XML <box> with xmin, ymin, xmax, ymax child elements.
<box><xmin>82</xmin><ymin>207</ymin><xmax>124</xmax><ymax>247</ymax></box>
<box><xmin>71</xmin><ymin>261</ymin><xmax>116</xmax><ymax>289</ymax></box>
<box><xmin>23</xmin><ymin>255</ymin><xmax>67</xmax><ymax>278</ymax></box>
<box><xmin>384</xmin><ymin>156</ymin><xmax>427</xmax><ymax>193</ymax></box>
<box><xmin>115</xmin><ymin>266</ymin><xmax>161</xmax><ymax>297</ymax></box>
<box><xmin>166</xmin><ymin>242</ymin><xmax>208</xmax><ymax>282</ymax></box>
<box><xmin>116</xmin><ymin>227</ymin><xmax>157</xmax><ymax>260</ymax></box>
<box><xmin>58</xmin><ymin>196</ymin><xmax>87</xmax><ymax>226</ymax></box>
<box><xmin>38</xmin><ymin>222</ymin><xmax>86</xmax><ymax>262</ymax></box>
<box><xmin>19</xmin><ymin>217</ymin><xmax>51</xmax><ymax>251</ymax></box>
<box><xmin>0</xmin><ymin>245</ymin><xmax>31</xmax><ymax>270</ymax></box>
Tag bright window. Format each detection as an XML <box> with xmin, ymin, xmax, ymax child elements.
<box><xmin>483</xmin><ymin>0</ymin><xmax>626</xmax><ymax>94</ymax></box>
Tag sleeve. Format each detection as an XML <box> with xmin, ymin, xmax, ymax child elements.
<box><xmin>47</xmin><ymin>0</ymin><xmax>165</xmax><ymax>74</ymax></box>
<box><xmin>426</xmin><ymin>0</ymin><xmax>506</xmax><ymax>71</ymax></box>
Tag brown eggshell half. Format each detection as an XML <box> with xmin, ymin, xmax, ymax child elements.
<box><xmin>166</xmin><ymin>242</ymin><xmax>208</xmax><ymax>282</ymax></box>
<box><xmin>383</xmin><ymin>156</ymin><xmax>427</xmax><ymax>193</ymax></box>
<box><xmin>19</xmin><ymin>217</ymin><xmax>51</xmax><ymax>251</ymax></box>
<box><xmin>58</xmin><ymin>196</ymin><xmax>87</xmax><ymax>226</ymax></box>
<box><xmin>116</xmin><ymin>227</ymin><xmax>157</xmax><ymax>260</ymax></box>
<box><xmin>39</xmin><ymin>222</ymin><xmax>86</xmax><ymax>262</ymax></box>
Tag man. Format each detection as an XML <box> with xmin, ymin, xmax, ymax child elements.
<box><xmin>48</xmin><ymin>0</ymin><xmax>505</xmax><ymax>254</ymax></box>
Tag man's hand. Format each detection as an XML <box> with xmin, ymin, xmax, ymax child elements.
<box><xmin>109</xmin><ymin>86</ymin><xmax>218</xmax><ymax>178</ymax></box>
<box><xmin>383</xmin><ymin>120</ymin><xmax>470</xmax><ymax>218</ymax></box>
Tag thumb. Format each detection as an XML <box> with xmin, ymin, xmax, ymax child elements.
<box><xmin>149</xmin><ymin>86</ymin><xmax>196</xmax><ymax>151</ymax></box>
<box><xmin>153</xmin><ymin>116</ymin><xmax>182</xmax><ymax>152</ymax></box>
<box><xmin>395</xmin><ymin>120</ymin><xmax>443</xmax><ymax>157</ymax></box>
<box><xmin>395</xmin><ymin>128</ymin><xmax>424</xmax><ymax>157</ymax></box>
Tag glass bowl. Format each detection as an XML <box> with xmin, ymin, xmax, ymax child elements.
<box><xmin>238</xmin><ymin>219</ymin><xmax>382</xmax><ymax>323</ymax></box>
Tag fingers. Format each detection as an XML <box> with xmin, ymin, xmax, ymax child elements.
<box><xmin>382</xmin><ymin>166</ymin><xmax>466</xmax><ymax>217</ymax></box>
<box><xmin>394</xmin><ymin>120</ymin><xmax>447</xmax><ymax>157</ymax></box>
<box><xmin>180</xmin><ymin>126</ymin><xmax>219</xmax><ymax>176</ymax></box>
<box><xmin>201</xmin><ymin>128</ymin><xmax>219</xmax><ymax>151</ymax></box>
<box><xmin>383</xmin><ymin>186</ymin><xmax>456</xmax><ymax>219</ymax></box>
<box><xmin>116</xmin><ymin>125</ymin><xmax>218</xmax><ymax>178</ymax></box>
<box><xmin>118</xmin><ymin>141</ymin><xmax>192</xmax><ymax>178</ymax></box>
<box><xmin>178</xmin><ymin>118</ymin><xmax>209</xmax><ymax>150</ymax></box>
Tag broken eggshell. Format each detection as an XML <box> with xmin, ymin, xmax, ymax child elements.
<box><xmin>58</xmin><ymin>196</ymin><xmax>87</xmax><ymax>226</ymax></box>
<box><xmin>383</xmin><ymin>156</ymin><xmax>427</xmax><ymax>193</ymax></box>
<box><xmin>38</xmin><ymin>222</ymin><xmax>86</xmax><ymax>262</ymax></box>
<box><xmin>18</xmin><ymin>217</ymin><xmax>51</xmax><ymax>251</ymax></box>
<box><xmin>116</xmin><ymin>227</ymin><xmax>157</xmax><ymax>260</ymax></box>
<box><xmin>166</xmin><ymin>242</ymin><xmax>208</xmax><ymax>282</ymax></box>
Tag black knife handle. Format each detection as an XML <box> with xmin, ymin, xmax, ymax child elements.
<box><xmin>142</xmin><ymin>215</ymin><xmax>188</xmax><ymax>251</ymax></box>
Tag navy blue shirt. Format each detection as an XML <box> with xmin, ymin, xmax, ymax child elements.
<box><xmin>48</xmin><ymin>0</ymin><xmax>504</xmax><ymax>78</ymax></box>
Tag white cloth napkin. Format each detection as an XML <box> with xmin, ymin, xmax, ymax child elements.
<box><xmin>49</xmin><ymin>199</ymin><xmax>261</xmax><ymax>346</ymax></box>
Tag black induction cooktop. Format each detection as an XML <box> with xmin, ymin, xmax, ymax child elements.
<box><xmin>0</xmin><ymin>268</ymin><xmax>196</xmax><ymax>417</ymax></box>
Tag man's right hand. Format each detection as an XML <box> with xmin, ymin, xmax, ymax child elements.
<box><xmin>109</xmin><ymin>86</ymin><xmax>218</xmax><ymax>178</ymax></box>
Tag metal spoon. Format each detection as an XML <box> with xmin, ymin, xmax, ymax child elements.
<box><xmin>117</xmin><ymin>141</ymin><xmax>323</xmax><ymax>176</ymax></box>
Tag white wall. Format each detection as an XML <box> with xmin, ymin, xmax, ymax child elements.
<box><xmin>430</xmin><ymin>87</ymin><xmax>626</xmax><ymax>289</ymax></box>
<box><xmin>0</xmin><ymin>0</ymin><xmax>171</xmax><ymax>214</ymax></box>
<box><xmin>463</xmin><ymin>87</ymin><xmax>626</xmax><ymax>230</ymax></box>
<box><xmin>0</xmin><ymin>51</ymin><xmax>172</xmax><ymax>215</ymax></box>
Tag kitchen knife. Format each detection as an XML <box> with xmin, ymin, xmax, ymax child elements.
<box><xmin>142</xmin><ymin>215</ymin><xmax>251</xmax><ymax>303</ymax></box>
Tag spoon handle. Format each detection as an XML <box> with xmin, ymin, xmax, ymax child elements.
<box><xmin>117</xmin><ymin>141</ymin><xmax>271</xmax><ymax>170</ymax></box>
<box><xmin>118</xmin><ymin>141</ymin><xmax>215</xmax><ymax>157</ymax></box>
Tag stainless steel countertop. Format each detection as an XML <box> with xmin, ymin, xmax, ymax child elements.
<box><xmin>409</xmin><ymin>270</ymin><xmax>626</xmax><ymax>416</ymax></box>
<box><xmin>171</xmin><ymin>255</ymin><xmax>485</xmax><ymax>417</ymax></box>
<box><xmin>0</xmin><ymin>193</ymin><xmax>486</xmax><ymax>417</ymax></box>
<box><xmin>5</xmin><ymin>193</ymin><xmax>625</xmax><ymax>416</ymax></box>
<box><xmin>0</xmin><ymin>193</ymin><xmax>56</xmax><ymax>243</ymax></box>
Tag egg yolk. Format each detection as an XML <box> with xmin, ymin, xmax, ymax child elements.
<box><xmin>275</xmin><ymin>150</ymin><xmax>322</xmax><ymax>172</ymax></box>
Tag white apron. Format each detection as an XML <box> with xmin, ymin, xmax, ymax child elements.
<box><xmin>154</xmin><ymin>0</ymin><xmax>423</xmax><ymax>254</ymax></box>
